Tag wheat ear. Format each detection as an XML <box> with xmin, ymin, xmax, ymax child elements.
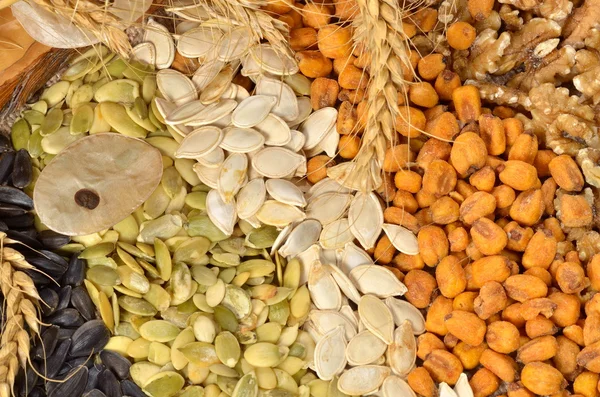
<box><xmin>326</xmin><ymin>0</ymin><xmax>424</xmax><ymax>192</ymax></box>
<box><xmin>0</xmin><ymin>238</ymin><xmax>43</xmax><ymax>397</ymax></box>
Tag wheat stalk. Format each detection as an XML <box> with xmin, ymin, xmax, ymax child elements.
<box><xmin>0</xmin><ymin>236</ymin><xmax>44</xmax><ymax>397</ymax></box>
<box><xmin>326</xmin><ymin>0</ymin><xmax>427</xmax><ymax>192</ymax></box>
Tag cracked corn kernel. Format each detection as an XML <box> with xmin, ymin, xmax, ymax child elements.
<box><xmin>470</xmin><ymin>218</ymin><xmax>507</xmax><ymax>255</ymax></box>
<box><xmin>436</xmin><ymin>255</ymin><xmax>466</xmax><ymax>299</ymax></box>
<box><xmin>407</xmin><ymin>367</ymin><xmax>436</xmax><ymax>397</ymax></box>
<box><xmin>306</xmin><ymin>155</ymin><xmax>333</xmax><ymax>184</ymax></box>
<box><xmin>317</xmin><ymin>25</ymin><xmax>353</xmax><ymax>59</ymax></box>
<box><xmin>549</xmin><ymin>155</ymin><xmax>585</xmax><ymax>192</ymax></box>
<box><xmin>417</xmin><ymin>226</ymin><xmax>449</xmax><ymax>266</ymax></box>
<box><xmin>423</xmin><ymin>349</ymin><xmax>463</xmax><ymax>385</ymax></box>
<box><xmin>480</xmin><ymin>349</ymin><xmax>518</xmax><ymax>382</ymax></box>
<box><xmin>486</xmin><ymin>321</ymin><xmax>520</xmax><ymax>354</ymax></box>
<box><xmin>310</xmin><ymin>77</ymin><xmax>339</xmax><ymax>110</ymax></box>
<box><xmin>470</xmin><ymin>368</ymin><xmax>500</xmax><ymax>397</ymax></box>
<box><xmin>521</xmin><ymin>362</ymin><xmax>566</xmax><ymax>395</ymax></box>
<box><xmin>296</xmin><ymin>51</ymin><xmax>333</xmax><ymax>78</ymax></box>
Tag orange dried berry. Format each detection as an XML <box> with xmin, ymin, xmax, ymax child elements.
<box><xmin>382</xmin><ymin>144</ymin><xmax>415</xmax><ymax>172</ymax></box>
<box><xmin>447</xmin><ymin>21</ymin><xmax>477</xmax><ymax>50</ymax></box>
<box><xmin>459</xmin><ymin>191</ymin><xmax>496</xmax><ymax>225</ymax></box>
<box><xmin>289</xmin><ymin>27</ymin><xmax>318</xmax><ymax>50</ymax></box>
<box><xmin>480</xmin><ymin>349</ymin><xmax>518</xmax><ymax>382</ymax></box>
<box><xmin>407</xmin><ymin>367</ymin><xmax>437</xmax><ymax>397</ymax></box>
<box><xmin>509</xmin><ymin>189</ymin><xmax>544</xmax><ymax>226</ymax></box>
<box><xmin>418</xmin><ymin>225</ymin><xmax>449</xmax><ymax>266</ymax></box>
<box><xmin>395</xmin><ymin>106</ymin><xmax>426</xmax><ymax>138</ymax></box>
<box><xmin>374</xmin><ymin>234</ymin><xmax>396</xmax><ymax>264</ymax></box>
<box><xmin>317</xmin><ymin>25</ymin><xmax>353</xmax><ymax>59</ymax></box>
<box><xmin>486</xmin><ymin>321</ymin><xmax>520</xmax><ymax>354</ymax></box>
<box><xmin>549</xmin><ymin>154</ymin><xmax>585</xmax><ymax>192</ymax></box>
<box><xmin>422</xmin><ymin>159</ymin><xmax>457</xmax><ymax>197</ymax></box>
<box><xmin>426</xmin><ymin>296</ymin><xmax>453</xmax><ymax>336</ymax></box>
<box><xmin>301</xmin><ymin>3</ymin><xmax>332</xmax><ymax>28</ymax></box>
<box><xmin>470</xmin><ymin>368</ymin><xmax>500</xmax><ymax>397</ymax></box>
<box><xmin>418</xmin><ymin>54</ymin><xmax>447</xmax><ymax>80</ymax></box>
<box><xmin>517</xmin><ymin>335</ymin><xmax>559</xmax><ymax>364</ymax></box>
<box><xmin>337</xmin><ymin>135</ymin><xmax>361</xmax><ymax>159</ymax></box>
<box><xmin>423</xmin><ymin>349</ymin><xmax>464</xmax><ymax>385</ymax></box>
<box><xmin>404</xmin><ymin>269</ymin><xmax>437</xmax><ymax>308</ymax></box>
<box><xmin>479</xmin><ymin>114</ymin><xmax>506</xmax><ymax>156</ymax></box>
<box><xmin>450</xmin><ymin>132</ymin><xmax>487</xmax><ymax>177</ymax></box>
<box><xmin>338</xmin><ymin>63</ymin><xmax>367</xmax><ymax>90</ymax></box>
<box><xmin>435</xmin><ymin>70</ymin><xmax>462</xmax><ymax>101</ymax></box>
<box><xmin>306</xmin><ymin>155</ymin><xmax>333</xmax><ymax>184</ymax></box>
<box><xmin>310</xmin><ymin>77</ymin><xmax>339</xmax><ymax>110</ymax></box>
<box><xmin>521</xmin><ymin>362</ymin><xmax>566</xmax><ymax>396</ymax></box>
<box><xmin>522</xmin><ymin>230</ymin><xmax>557</xmax><ymax>269</ymax></box>
<box><xmin>417</xmin><ymin>332</ymin><xmax>447</xmax><ymax>360</ymax></box>
<box><xmin>504</xmin><ymin>274</ymin><xmax>548</xmax><ymax>303</ymax></box>
<box><xmin>474</xmin><ymin>281</ymin><xmax>507</xmax><ymax>320</ymax></box>
<box><xmin>453</xmin><ymin>85</ymin><xmax>482</xmax><ymax>122</ymax></box>
<box><xmin>470</xmin><ymin>218</ymin><xmax>508</xmax><ymax>255</ymax></box>
<box><xmin>469</xmin><ymin>166</ymin><xmax>496</xmax><ymax>192</ymax></box>
<box><xmin>448</xmin><ymin>226</ymin><xmax>469</xmax><ymax>252</ymax></box>
<box><xmin>556</xmin><ymin>261</ymin><xmax>586</xmax><ymax>294</ymax></box>
<box><xmin>410</xmin><ymin>82</ymin><xmax>439</xmax><ymax>108</ymax></box>
<box><xmin>436</xmin><ymin>255</ymin><xmax>467</xmax><ymax>298</ymax></box>
<box><xmin>296</xmin><ymin>51</ymin><xmax>333</xmax><ymax>78</ymax></box>
<box><xmin>498</xmin><ymin>160</ymin><xmax>538</xmax><ymax>191</ymax></box>
<box><xmin>416</xmin><ymin>138</ymin><xmax>451</xmax><ymax>170</ymax></box>
<box><xmin>394</xmin><ymin>170</ymin><xmax>422</xmax><ymax>193</ymax></box>
<box><xmin>471</xmin><ymin>255</ymin><xmax>512</xmax><ymax>288</ymax></box>
<box><xmin>557</xmin><ymin>193</ymin><xmax>593</xmax><ymax>227</ymax></box>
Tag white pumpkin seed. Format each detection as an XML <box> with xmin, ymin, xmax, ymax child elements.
<box><xmin>349</xmin><ymin>265</ymin><xmax>407</xmax><ymax>298</ymax></box>
<box><xmin>216</xmin><ymin>26</ymin><xmax>252</xmax><ymax>62</ymax></box>
<box><xmin>358</xmin><ymin>295</ymin><xmax>394</xmax><ymax>345</ymax></box>
<box><xmin>206</xmin><ymin>189</ymin><xmax>237</xmax><ymax>235</ymax></box>
<box><xmin>132</xmin><ymin>42</ymin><xmax>156</xmax><ymax>65</ymax></box>
<box><xmin>231</xmin><ymin>95</ymin><xmax>277</xmax><ymax>128</ymax></box>
<box><xmin>177</xmin><ymin>26</ymin><xmax>223</xmax><ymax>58</ymax></box>
<box><xmin>265</xmin><ymin>179</ymin><xmax>306</xmax><ymax>207</ymax></box>
<box><xmin>319</xmin><ymin>218</ymin><xmax>354</xmax><ymax>250</ymax></box>
<box><xmin>346</xmin><ymin>330</ymin><xmax>388</xmax><ymax>366</ymax></box>
<box><xmin>165</xmin><ymin>100</ymin><xmax>206</xmax><ymax>125</ymax></box>
<box><xmin>157</xmin><ymin>69</ymin><xmax>197</xmax><ymax>106</ymax></box>
<box><xmin>314</xmin><ymin>326</ymin><xmax>347</xmax><ymax>381</ymax></box>
<box><xmin>382</xmin><ymin>223</ymin><xmax>419</xmax><ymax>255</ymax></box>
<box><xmin>306</xmin><ymin>192</ymin><xmax>352</xmax><ymax>225</ymax></box>
<box><xmin>384</xmin><ymin>297</ymin><xmax>426</xmax><ymax>334</ymax></box>
<box><xmin>254</xmin><ymin>114</ymin><xmax>292</xmax><ymax>147</ymax></box>
<box><xmin>144</xmin><ymin>19</ymin><xmax>175</xmax><ymax>69</ymax></box>
<box><xmin>255</xmin><ymin>76</ymin><xmax>299</xmax><ymax>122</ymax></box>
<box><xmin>176</xmin><ymin>126</ymin><xmax>223</xmax><ymax>158</ymax></box>
<box><xmin>348</xmin><ymin>192</ymin><xmax>383</xmax><ymax>250</ymax></box>
<box><xmin>256</xmin><ymin>200</ymin><xmax>306</xmax><ymax>227</ymax></box>
<box><xmin>387</xmin><ymin>321</ymin><xmax>416</xmax><ymax>376</ymax></box>
<box><xmin>251</xmin><ymin>147</ymin><xmax>305</xmax><ymax>178</ymax></box>
<box><xmin>220</xmin><ymin>127</ymin><xmax>265</xmax><ymax>153</ymax></box>
<box><xmin>300</xmin><ymin>107</ymin><xmax>337</xmax><ymax>150</ymax></box>
<box><xmin>278</xmin><ymin>219</ymin><xmax>321</xmax><ymax>258</ymax></box>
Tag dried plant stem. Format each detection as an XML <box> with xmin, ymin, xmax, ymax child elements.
<box><xmin>328</xmin><ymin>0</ymin><xmax>423</xmax><ymax>192</ymax></box>
<box><xmin>0</xmin><ymin>237</ymin><xmax>42</xmax><ymax>397</ymax></box>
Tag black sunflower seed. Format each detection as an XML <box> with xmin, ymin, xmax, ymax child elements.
<box><xmin>47</xmin><ymin>366</ymin><xmax>88</xmax><ymax>397</ymax></box>
<box><xmin>46</xmin><ymin>308</ymin><xmax>84</xmax><ymax>328</ymax></box>
<box><xmin>37</xmin><ymin>230</ymin><xmax>70</xmax><ymax>250</ymax></box>
<box><xmin>27</xmin><ymin>257</ymin><xmax>67</xmax><ymax>279</ymax></box>
<box><xmin>38</xmin><ymin>288</ymin><xmax>59</xmax><ymax>317</ymax></box>
<box><xmin>45</xmin><ymin>338</ymin><xmax>72</xmax><ymax>379</ymax></box>
<box><xmin>70</xmin><ymin>286</ymin><xmax>95</xmax><ymax>321</ymax></box>
<box><xmin>12</xmin><ymin>149</ymin><xmax>32</xmax><ymax>188</ymax></box>
<box><xmin>56</xmin><ymin>327</ymin><xmax>76</xmax><ymax>340</ymax></box>
<box><xmin>24</xmin><ymin>268</ymin><xmax>54</xmax><ymax>286</ymax></box>
<box><xmin>63</xmin><ymin>254</ymin><xmax>85</xmax><ymax>286</ymax></box>
<box><xmin>32</xmin><ymin>325</ymin><xmax>59</xmax><ymax>360</ymax></box>
<box><xmin>16</xmin><ymin>364</ymin><xmax>38</xmax><ymax>397</ymax></box>
<box><xmin>120</xmin><ymin>380</ymin><xmax>145</xmax><ymax>397</ymax></box>
<box><xmin>28</xmin><ymin>387</ymin><xmax>46</xmax><ymax>397</ymax></box>
<box><xmin>98</xmin><ymin>369</ymin><xmax>122</xmax><ymax>397</ymax></box>
<box><xmin>56</xmin><ymin>286</ymin><xmax>72</xmax><ymax>311</ymax></box>
<box><xmin>39</xmin><ymin>250</ymin><xmax>69</xmax><ymax>268</ymax></box>
<box><xmin>3</xmin><ymin>213</ymin><xmax>35</xmax><ymax>228</ymax></box>
<box><xmin>99</xmin><ymin>350</ymin><xmax>131</xmax><ymax>380</ymax></box>
<box><xmin>0</xmin><ymin>186</ymin><xmax>34</xmax><ymax>209</ymax></box>
<box><xmin>0</xmin><ymin>203</ymin><xmax>28</xmax><ymax>218</ymax></box>
<box><xmin>0</xmin><ymin>135</ymin><xmax>12</xmax><ymax>153</ymax></box>
<box><xmin>69</xmin><ymin>320</ymin><xmax>110</xmax><ymax>358</ymax></box>
<box><xmin>85</xmin><ymin>364</ymin><xmax>104</xmax><ymax>393</ymax></box>
<box><xmin>0</xmin><ymin>151</ymin><xmax>15</xmax><ymax>184</ymax></box>
<box><xmin>83</xmin><ymin>390</ymin><xmax>108</xmax><ymax>397</ymax></box>
<box><xmin>0</xmin><ymin>220</ymin><xmax>8</xmax><ymax>232</ymax></box>
<box><xmin>62</xmin><ymin>356</ymin><xmax>95</xmax><ymax>375</ymax></box>
<box><xmin>7</xmin><ymin>230</ymin><xmax>42</xmax><ymax>249</ymax></box>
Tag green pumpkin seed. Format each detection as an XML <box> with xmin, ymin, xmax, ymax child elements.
<box><xmin>63</xmin><ymin>58</ymin><xmax>97</xmax><ymax>81</ymax></box>
<box><xmin>268</xmin><ymin>300</ymin><xmax>290</xmax><ymax>325</ymax></box>
<box><xmin>193</xmin><ymin>315</ymin><xmax>217</xmax><ymax>343</ymax></box>
<box><xmin>125</xmin><ymin>103</ymin><xmax>156</xmax><ymax>132</ymax></box>
<box><xmin>237</xmin><ymin>260</ymin><xmax>276</xmax><ymax>278</ymax></box>
<box><xmin>116</xmin><ymin>247</ymin><xmax>145</xmax><ymax>274</ymax></box>
<box><xmin>168</xmin><ymin>262</ymin><xmax>193</xmax><ymax>305</ymax></box>
<box><xmin>106</xmin><ymin>58</ymin><xmax>128</xmax><ymax>78</ymax></box>
<box><xmin>193</xmin><ymin>294</ymin><xmax>214</xmax><ymax>313</ymax></box>
<box><xmin>117</xmin><ymin>266</ymin><xmax>150</xmax><ymax>294</ymax></box>
<box><xmin>11</xmin><ymin>118</ymin><xmax>30</xmax><ymax>151</ymax></box>
<box><xmin>61</xmin><ymin>110</ymin><xmax>73</xmax><ymax>126</ymax></box>
<box><xmin>87</xmin><ymin>266</ymin><xmax>120</xmax><ymax>286</ymax></box>
<box><xmin>218</xmin><ymin>267</ymin><xmax>237</xmax><ymax>284</ymax></box>
<box><xmin>133</xmin><ymin>96</ymin><xmax>149</xmax><ymax>119</ymax></box>
<box><xmin>87</xmin><ymin>257</ymin><xmax>118</xmax><ymax>269</ymax></box>
<box><xmin>206</xmin><ymin>279</ymin><xmax>226</xmax><ymax>307</ymax></box>
<box><xmin>89</xmin><ymin>102</ymin><xmax>111</xmax><ymax>134</ymax></box>
<box><xmin>139</xmin><ymin>214</ymin><xmax>184</xmax><ymax>244</ymax></box>
<box><xmin>39</xmin><ymin>108</ymin><xmax>63</xmax><ymax>137</ymax></box>
<box><xmin>130</xmin><ymin>315</ymin><xmax>151</xmax><ymax>332</ymax></box>
<box><xmin>22</xmin><ymin>110</ymin><xmax>45</xmax><ymax>125</ymax></box>
<box><xmin>71</xmin><ymin>84</ymin><xmax>94</xmax><ymax>109</ymax></box>
<box><xmin>217</xmin><ymin>375</ymin><xmax>238</xmax><ymax>395</ymax></box>
<box><xmin>127</xmin><ymin>336</ymin><xmax>151</xmax><ymax>359</ymax></box>
<box><xmin>180</xmin><ymin>342</ymin><xmax>220</xmax><ymax>367</ymax></box>
<box><xmin>114</xmin><ymin>284</ymin><xmax>143</xmax><ymax>298</ymax></box>
<box><xmin>146</xmin><ymin>136</ymin><xmax>179</xmax><ymax>159</ymax></box>
<box><xmin>70</xmin><ymin>103</ymin><xmax>94</xmax><ymax>134</ymax></box>
<box><xmin>172</xmin><ymin>327</ymin><xmax>196</xmax><ymax>370</ymax></box>
<box><xmin>119</xmin><ymin>295</ymin><xmax>158</xmax><ymax>316</ymax></box>
<box><xmin>153</xmin><ymin>237</ymin><xmax>173</xmax><ymax>281</ymax></box>
<box><xmin>215</xmin><ymin>331</ymin><xmax>241</xmax><ymax>368</ymax></box>
<box><xmin>288</xmin><ymin>343</ymin><xmax>306</xmax><ymax>359</ymax></box>
<box><xmin>94</xmin><ymin>79</ymin><xmax>140</xmax><ymax>103</ymax></box>
<box><xmin>118</xmin><ymin>242</ymin><xmax>154</xmax><ymax>261</ymax></box>
<box><xmin>276</xmin><ymin>356</ymin><xmax>304</xmax><ymax>376</ymax></box>
<box><xmin>237</xmin><ymin>331</ymin><xmax>258</xmax><ymax>345</ymax></box>
<box><xmin>41</xmin><ymin>80</ymin><xmax>70</xmax><ymax>107</ymax></box>
<box><xmin>113</xmin><ymin>215</ymin><xmax>138</xmax><ymax>244</ymax></box>
<box><xmin>283</xmin><ymin>259</ymin><xmax>300</xmax><ymax>290</ymax></box>
<box><xmin>256</xmin><ymin>323</ymin><xmax>283</xmax><ymax>344</ymax></box>
<box><xmin>289</xmin><ymin>286</ymin><xmax>310</xmax><ymax>319</ymax></box>
<box><xmin>41</xmin><ymin>127</ymin><xmax>83</xmax><ymax>155</ymax></box>
<box><xmin>99</xmin><ymin>102</ymin><xmax>148</xmax><ymax>138</ymax></box>
<box><xmin>123</xmin><ymin>61</ymin><xmax>152</xmax><ymax>84</ymax></box>
<box><xmin>179</xmin><ymin>386</ymin><xmax>206</xmax><ymax>397</ymax></box>
<box><xmin>144</xmin><ymin>185</ymin><xmax>170</xmax><ymax>219</ymax></box>
<box><xmin>92</xmin><ymin>77</ymin><xmax>110</xmax><ymax>94</ymax></box>
<box><xmin>31</xmin><ymin>100</ymin><xmax>48</xmax><ymax>114</ymax></box>
<box><xmin>175</xmin><ymin>158</ymin><xmax>201</xmax><ymax>186</ymax></box>
<box><xmin>139</xmin><ymin>320</ymin><xmax>181</xmax><ymax>343</ymax></box>
<box><xmin>148</xmin><ymin>342</ymin><xmax>172</xmax><ymax>365</ymax></box>
<box><xmin>191</xmin><ymin>265</ymin><xmax>218</xmax><ymax>287</ymax></box>
<box><xmin>143</xmin><ymin>284</ymin><xmax>171</xmax><ymax>312</ymax></box>
<box><xmin>221</xmin><ymin>286</ymin><xmax>252</xmax><ymax>320</ymax></box>
<box><xmin>214</xmin><ymin>305</ymin><xmax>239</xmax><ymax>333</ymax></box>
<box><xmin>161</xmin><ymin>166</ymin><xmax>183</xmax><ymax>198</ymax></box>
<box><xmin>143</xmin><ymin>75</ymin><xmax>157</xmax><ymax>103</ymax></box>
<box><xmin>245</xmin><ymin>226</ymin><xmax>279</xmax><ymax>249</ymax></box>
<box><xmin>244</xmin><ymin>343</ymin><xmax>282</xmax><ymax>368</ymax></box>
<box><xmin>104</xmin><ymin>335</ymin><xmax>132</xmax><ymax>356</ymax></box>
<box><xmin>131</xmin><ymin>361</ymin><xmax>161</xmax><ymax>388</ymax></box>
<box><xmin>173</xmin><ymin>237</ymin><xmax>211</xmax><ymax>264</ymax></box>
<box><xmin>84</xmin><ymin>70</ymin><xmax>100</xmax><ymax>84</ymax></box>
<box><xmin>79</xmin><ymin>242</ymin><xmax>115</xmax><ymax>259</ymax></box>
